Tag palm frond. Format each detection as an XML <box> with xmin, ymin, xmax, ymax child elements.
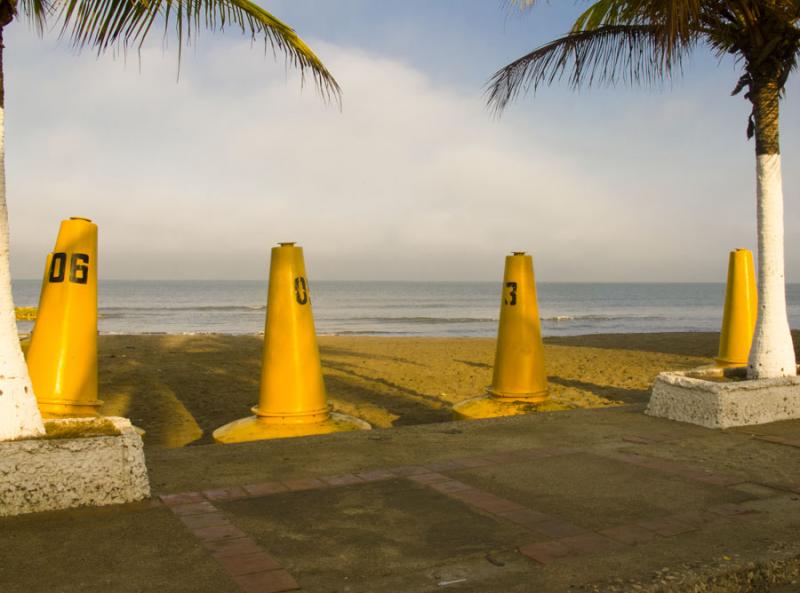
<box><xmin>574</xmin><ymin>0</ymin><xmax>701</xmax><ymax>55</ymax></box>
<box><xmin>503</xmin><ymin>0</ymin><xmax>538</xmax><ymax>11</ymax></box>
<box><xmin>487</xmin><ymin>24</ymin><xmax>693</xmax><ymax>113</ymax></box>
<box><xmin>53</xmin><ymin>0</ymin><xmax>339</xmax><ymax>101</ymax></box>
<box><xmin>18</xmin><ymin>0</ymin><xmax>53</xmax><ymax>34</ymax></box>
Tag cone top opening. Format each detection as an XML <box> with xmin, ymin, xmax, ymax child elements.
<box><xmin>278</xmin><ymin>242</ymin><xmax>296</xmax><ymax>247</ymax></box>
<box><xmin>512</xmin><ymin>251</ymin><xmax>527</xmax><ymax>256</ymax></box>
<box><xmin>69</xmin><ymin>217</ymin><xmax>92</xmax><ymax>222</ymax></box>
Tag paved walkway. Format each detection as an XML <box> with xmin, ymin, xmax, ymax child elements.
<box><xmin>3</xmin><ymin>404</ymin><xmax>800</xmax><ymax>593</ymax></box>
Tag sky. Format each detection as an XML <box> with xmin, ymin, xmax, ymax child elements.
<box><xmin>5</xmin><ymin>0</ymin><xmax>799</xmax><ymax>282</ymax></box>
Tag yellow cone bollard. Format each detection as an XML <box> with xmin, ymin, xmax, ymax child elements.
<box><xmin>26</xmin><ymin>217</ymin><xmax>100</xmax><ymax>418</ymax></box>
<box><xmin>213</xmin><ymin>243</ymin><xmax>369</xmax><ymax>443</ymax></box>
<box><xmin>716</xmin><ymin>248</ymin><xmax>758</xmax><ymax>367</ymax></box>
<box><xmin>453</xmin><ymin>252</ymin><xmax>549</xmax><ymax>420</ymax></box>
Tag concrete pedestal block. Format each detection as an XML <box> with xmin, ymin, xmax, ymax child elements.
<box><xmin>0</xmin><ymin>416</ymin><xmax>150</xmax><ymax>517</ymax></box>
<box><xmin>646</xmin><ymin>366</ymin><xmax>800</xmax><ymax>429</ymax></box>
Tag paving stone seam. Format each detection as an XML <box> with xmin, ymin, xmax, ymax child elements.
<box><xmin>404</xmin><ymin>467</ymin><xmax>767</xmax><ymax>567</ymax></box>
<box><xmin>753</xmin><ymin>434</ymin><xmax>800</xmax><ymax>449</ymax></box>
<box><xmin>155</xmin><ymin>442</ymin><xmax>778</xmax><ymax>579</ymax></box>
<box><xmin>592</xmin><ymin>448</ymin><xmax>749</xmax><ymax>488</ymax></box>
<box><xmin>156</xmin><ymin>440</ymin><xmax>771</xmax><ymax>505</ymax></box>
<box><xmin>163</xmin><ymin>497</ymin><xmax>302</xmax><ymax>593</ymax></box>
<box><xmin>154</xmin><ymin>446</ymin><xmax>576</xmax><ymax>590</ymax></box>
<box><xmin>156</xmin><ymin>446</ymin><xmax>576</xmax><ymax>503</ymax></box>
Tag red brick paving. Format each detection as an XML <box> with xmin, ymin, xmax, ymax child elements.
<box><xmin>233</xmin><ymin>569</ymin><xmax>300</xmax><ymax>593</ymax></box>
<box><xmin>243</xmin><ymin>482</ymin><xmax>289</xmax><ymax>497</ymax></box>
<box><xmin>167</xmin><ymin>496</ymin><xmax>296</xmax><ymax>592</ymax></box>
<box><xmin>321</xmin><ymin>474</ymin><xmax>364</xmax><ymax>487</ymax></box>
<box><xmin>179</xmin><ymin>512</ymin><xmax>231</xmax><ymax>529</ymax></box>
<box><xmin>755</xmin><ymin>435</ymin><xmax>800</xmax><ymax>449</ymax></box>
<box><xmin>427</xmin><ymin>480</ymin><xmax>473</xmax><ymax>494</ymax></box>
<box><xmin>192</xmin><ymin>523</ymin><xmax>249</xmax><ymax>542</ymax></box>
<box><xmin>170</xmin><ymin>501</ymin><xmax>218</xmax><ymax>516</ymax></box>
<box><xmin>355</xmin><ymin>469</ymin><xmax>396</xmax><ymax>481</ymax></box>
<box><xmin>159</xmin><ymin>492</ymin><xmax>206</xmax><ymax>506</ymax></box>
<box><xmin>217</xmin><ymin>552</ymin><xmax>282</xmax><ymax>576</ymax></box>
<box><xmin>204</xmin><ymin>537</ymin><xmax>264</xmax><ymax>558</ymax></box>
<box><xmin>204</xmin><ymin>486</ymin><xmax>249</xmax><ymax>502</ymax></box>
<box><xmin>282</xmin><ymin>477</ymin><xmax>327</xmax><ymax>491</ymax></box>
<box><xmin>162</xmin><ymin>442</ymin><xmax>780</xmax><ymax>581</ymax></box>
<box><xmin>622</xmin><ymin>435</ymin><xmax>655</xmax><ymax>445</ymax></box>
<box><xmin>518</xmin><ymin>540</ymin><xmax>573</xmax><ymax>564</ymax></box>
<box><xmin>407</xmin><ymin>472</ymin><xmax>450</xmax><ymax>484</ymax></box>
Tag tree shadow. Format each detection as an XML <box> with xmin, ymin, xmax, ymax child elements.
<box><xmin>454</xmin><ymin>359</ymin><xmax>491</xmax><ymax>370</ymax></box>
<box><xmin>319</xmin><ymin>344</ymin><xmax>423</xmax><ymax>367</ymax></box>
<box><xmin>548</xmin><ymin>376</ymin><xmax>649</xmax><ymax>405</ymax></box>
<box><xmin>98</xmin><ymin>334</ymin><xmax>454</xmax><ymax>447</ymax></box>
<box><xmin>99</xmin><ymin>335</ymin><xmax>262</xmax><ymax>447</ymax></box>
<box><xmin>324</xmin><ymin>374</ymin><xmax>452</xmax><ymax>427</ymax></box>
<box><xmin>544</xmin><ymin>332</ymin><xmax>720</xmax><ymax>357</ymax></box>
<box><xmin>545</xmin><ymin>330</ymin><xmax>800</xmax><ymax>359</ymax></box>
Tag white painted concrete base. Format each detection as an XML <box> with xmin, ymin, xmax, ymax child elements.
<box><xmin>0</xmin><ymin>416</ymin><xmax>150</xmax><ymax>517</ymax></box>
<box><xmin>646</xmin><ymin>366</ymin><xmax>800</xmax><ymax>429</ymax></box>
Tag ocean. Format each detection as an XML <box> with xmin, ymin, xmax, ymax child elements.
<box><xmin>12</xmin><ymin>280</ymin><xmax>800</xmax><ymax>337</ymax></box>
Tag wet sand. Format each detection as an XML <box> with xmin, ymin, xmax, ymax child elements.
<box><xmin>93</xmin><ymin>332</ymin><xmax>731</xmax><ymax>448</ymax></box>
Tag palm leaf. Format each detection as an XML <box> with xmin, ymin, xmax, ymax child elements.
<box><xmin>18</xmin><ymin>0</ymin><xmax>339</xmax><ymax>100</ymax></box>
<box><xmin>17</xmin><ymin>0</ymin><xmax>52</xmax><ymax>34</ymax></box>
<box><xmin>487</xmin><ymin>24</ymin><xmax>693</xmax><ymax>112</ymax></box>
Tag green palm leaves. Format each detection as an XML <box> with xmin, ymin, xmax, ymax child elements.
<box><xmin>488</xmin><ymin>0</ymin><xmax>799</xmax><ymax>114</ymax></box>
<box><xmin>15</xmin><ymin>0</ymin><xmax>339</xmax><ymax>99</ymax></box>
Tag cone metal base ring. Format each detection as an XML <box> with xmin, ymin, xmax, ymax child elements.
<box><xmin>714</xmin><ymin>358</ymin><xmax>747</xmax><ymax>368</ymax></box>
<box><xmin>486</xmin><ymin>389</ymin><xmax>548</xmax><ymax>403</ymax></box>
<box><xmin>452</xmin><ymin>393</ymin><xmax>551</xmax><ymax>420</ymax></box>
<box><xmin>250</xmin><ymin>404</ymin><xmax>331</xmax><ymax>424</ymax></box>
<box><xmin>38</xmin><ymin>400</ymin><xmax>102</xmax><ymax>419</ymax></box>
<box><xmin>213</xmin><ymin>412</ymin><xmax>371</xmax><ymax>444</ymax></box>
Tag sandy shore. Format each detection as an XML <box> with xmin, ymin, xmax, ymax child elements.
<box><xmin>89</xmin><ymin>332</ymin><xmax>733</xmax><ymax>448</ymax></box>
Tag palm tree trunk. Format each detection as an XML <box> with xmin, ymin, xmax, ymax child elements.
<box><xmin>0</xmin><ymin>25</ymin><xmax>46</xmax><ymax>440</ymax></box>
<box><xmin>747</xmin><ymin>78</ymin><xmax>796</xmax><ymax>379</ymax></box>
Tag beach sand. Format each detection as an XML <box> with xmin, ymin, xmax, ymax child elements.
<box><xmin>93</xmin><ymin>332</ymin><xmax>728</xmax><ymax>448</ymax></box>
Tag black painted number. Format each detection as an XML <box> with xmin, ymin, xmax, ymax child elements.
<box><xmin>504</xmin><ymin>282</ymin><xmax>518</xmax><ymax>306</ymax></box>
<box><xmin>48</xmin><ymin>252</ymin><xmax>90</xmax><ymax>285</ymax></box>
<box><xmin>48</xmin><ymin>252</ymin><xmax>67</xmax><ymax>283</ymax></box>
<box><xmin>70</xmin><ymin>254</ymin><xmax>89</xmax><ymax>284</ymax></box>
<box><xmin>294</xmin><ymin>277</ymin><xmax>309</xmax><ymax>305</ymax></box>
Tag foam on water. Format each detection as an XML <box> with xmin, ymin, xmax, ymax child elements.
<box><xmin>12</xmin><ymin>280</ymin><xmax>800</xmax><ymax>337</ymax></box>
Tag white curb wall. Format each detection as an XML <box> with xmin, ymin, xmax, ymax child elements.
<box><xmin>0</xmin><ymin>416</ymin><xmax>150</xmax><ymax>517</ymax></box>
<box><xmin>647</xmin><ymin>367</ymin><xmax>800</xmax><ymax>429</ymax></box>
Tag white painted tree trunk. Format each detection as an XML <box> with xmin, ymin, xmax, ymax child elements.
<box><xmin>0</xmin><ymin>106</ymin><xmax>45</xmax><ymax>440</ymax></box>
<box><xmin>747</xmin><ymin>153</ymin><xmax>797</xmax><ymax>379</ymax></box>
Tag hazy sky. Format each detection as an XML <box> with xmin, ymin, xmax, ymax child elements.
<box><xmin>5</xmin><ymin>0</ymin><xmax>799</xmax><ymax>282</ymax></box>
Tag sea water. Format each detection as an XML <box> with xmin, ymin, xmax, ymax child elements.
<box><xmin>11</xmin><ymin>280</ymin><xmax>800</xmax><ymax>337</ymax></box>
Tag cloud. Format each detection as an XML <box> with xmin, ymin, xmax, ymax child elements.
<box><xmin>4</xmin><ymin>29</ymin><xmax>798</xmax><ymax>282</ymax></box>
